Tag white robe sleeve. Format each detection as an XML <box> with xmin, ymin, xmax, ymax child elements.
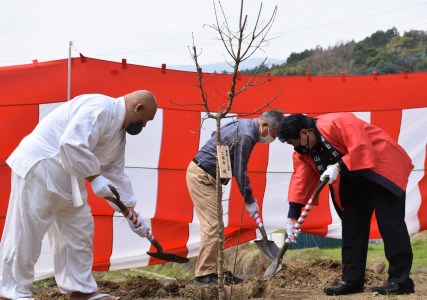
<box><xmin>101</xmin><ymin>143</ymin><xmax>137</xmax><ymax>208</ymax></box>
<box><xmin>59</xmin><ymin>100</ymin><xmax>137</xmax><ymax>208</ymax></box>
<box><xmin>59</xmin><ymin>105</ymin><xmax>102</xmax><ymax>179</ymax></box>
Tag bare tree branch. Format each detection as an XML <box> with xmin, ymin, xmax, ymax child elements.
<box><xmin>237</xmin><ymin>85</ymin><xmax>285</xmax><ymax>117</ymax></box>
<box><xmin>190</xmin><ymin>33</ymin><xmax>214</xmax><ymax>118</ymax></box>
<box><xmin>189</xmin><ymin>2</ymin><xmax>281</xmax><ymax>298</ymax></box>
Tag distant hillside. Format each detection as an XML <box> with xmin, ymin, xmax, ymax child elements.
<box><xmin>170</xmin><ymin>57</ymin><xmax>284</xmax><ymax>73</ymax></box>
<box><xmin>241</xmin><ymin>28</ymin><xmax>427</xmax><ymax>76</ymax></box>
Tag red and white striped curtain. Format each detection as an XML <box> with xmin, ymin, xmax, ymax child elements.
<box><xmin>1</xmin><ymin>57</ymin><xmax>426</xmax><ymax>279</ymax></box>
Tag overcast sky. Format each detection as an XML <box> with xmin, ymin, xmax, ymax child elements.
<box><xmin>0</xmin><ymin>0</ymin><xmax>426</xmax><ymax>69</ymax></box>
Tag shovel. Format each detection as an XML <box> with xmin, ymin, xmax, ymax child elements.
<box><xmin>106</xmin><ymin>186</ymin><xmax>189</xmax><ymax>264</ymax></box>
<box><xmin>252</xmin><ymin>212</ymin><xmax>280</xmax><ymax>261</ymax></box>
<box><xmin>264</xmin><ymin>176</ymin><xmax>330</xmax><ymax>278</ymax></box>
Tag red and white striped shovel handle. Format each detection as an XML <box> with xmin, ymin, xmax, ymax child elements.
<box><xmin>107</xmin><ymin>185</ymin><xmax>155</xmax><ymax>242</ymax></box>
<box><xmin>285</xmin><ymin>176</ymin><xmax>330</xmax><ymax>244</ymax></box>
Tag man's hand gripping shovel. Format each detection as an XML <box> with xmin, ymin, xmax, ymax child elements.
<box><xmin>263</xmin><ymin>176</ymin><xmax>329</xmax><ymax>278</ymax></box>
<box><xmin>252</xmin><ymin>212</ymin><xmax>280</xmax><ymax>261</ymax></box>
<box><xmin>106</xmin><ymin>186</ymin><xmax>189</xmax><ymax>264</ymax></box>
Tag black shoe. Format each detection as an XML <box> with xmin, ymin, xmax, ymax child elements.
<box><xmin>195</xmin><ymin>273</ymin><xmax>218</xmax><ymax>285</ymax></box>
<box><xmin>324</xmin><ymin>281</ymin><xmax>364</xmax><ymax>296</ymax></box>
<box><xmin>223</xmin><ymin>271</ymin><xmax>243</xmax><ymax>285</ymax></box>
<box><xmin>372</xmin><ymin>281</ymin><xmax>415</xmax><ymax>295</ymax></box>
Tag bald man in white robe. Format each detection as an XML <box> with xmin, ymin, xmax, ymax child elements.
<box><xmin>0</xmin><ymin>90</ymin><xmax>157</xmax><ymax>300</ymax></box>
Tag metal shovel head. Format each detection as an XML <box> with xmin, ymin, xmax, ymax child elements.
<box><xmin>254</xmin><ymin>239</ymin><xmax>280</xmax><ymax>261</ymax></box>
<box><xmin>147</xmin><ymin>251</ymin><xmax>189</xmax><ymax>264</ymax></box>
<box><xmin>263</xmin><ymin>258</ymin><xmax>282</xmax><ymax>278</ymax></box>
<box><xmin>263</xmin><ymin>243</ymin><xmax>289</xmax><ymax>278</ymax></box>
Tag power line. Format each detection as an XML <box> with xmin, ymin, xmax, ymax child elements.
<box><xmin>274</xmin><ymin>1</ymin><xmax>427</xmax><ymax>35</ymax></box>
<box><xmin>356</xmin><ymin>50</ymin><xmax>427</xmax><ymax>74</ymax></box>
<box><xmin>90</xmin><ymin>1</ymin><xmax>427</xmax><ymax>58</ymax></box>
<box><xmin>1</xmin><ymin>2</ymin><xmax>426</xmax><ymax>65</ymax></box>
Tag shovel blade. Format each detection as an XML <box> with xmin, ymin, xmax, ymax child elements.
<box><xmin>147</xmin><ymin>251</ymin><xmax>189</xmax><ymax>264</ymax></box>
<box><xmin>263</xmin><ymin>243</ymin><xmax>289</xmax><ymax>278</ymax></box>
<box><xmin>254</xmin><ymin>239</ymin><xmax>280</xmax><ymax>261</ymax></box>
<box><xmin>263</xmin><ymin>258</ymin><xmax>283</xmax><ymax>278</ymax></box>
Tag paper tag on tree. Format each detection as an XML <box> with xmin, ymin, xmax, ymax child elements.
<box><xmin>217</xmin><ymin>145</ymin><xmax>232</xmax><ymax>179</ymax></box>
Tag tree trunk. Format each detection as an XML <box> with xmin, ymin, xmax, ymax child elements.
<box><xmin>216</xmin><ymin>113</ymin><xmax>225</xmax><ymax>300</ymax></box>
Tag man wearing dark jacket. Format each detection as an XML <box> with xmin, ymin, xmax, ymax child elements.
<box><xmin>279</xmin><ymin>113</ymin><xmax>414</xmax><ymax>296</ymax></box>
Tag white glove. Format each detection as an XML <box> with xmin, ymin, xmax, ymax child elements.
<box><xmin>286</xmin><ymin>220</ymin><xmax>299</xmax><ymax>243</ymax></box>
<box><xmin>245</xmin><ymin>201</ymin><xmax>259</xmax><ymax>218</ymax></box>
<box><xmin>127</xmin><ymin>213</ymin><xmax>150</xmax><ymax>238</ymax></box>
<box><xmin>320</xmin><ymin>163</ymin><xmax>340</xmax><ymax>184</ymax></box>
<box><xmin>90</xmin><ymin>176</ymin><xmax>116</xmax><ymax>198</ymax></box>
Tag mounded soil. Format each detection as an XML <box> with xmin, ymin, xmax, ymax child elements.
<box><xmin>33</xmin><ymin>257</ymin><xmax>426</xmax><ymax>299</ymax></box>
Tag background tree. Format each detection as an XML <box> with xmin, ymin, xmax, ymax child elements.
<box><xmin>243</xmin><ymin>28</ymin><xmax>427</xmax><ymax>76</ymax></box>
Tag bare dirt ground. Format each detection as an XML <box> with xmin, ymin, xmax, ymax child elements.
<box><xmin>33</xmin><ymin>258</ymin><xmax>426</xmax><ymax>299</ymax></box>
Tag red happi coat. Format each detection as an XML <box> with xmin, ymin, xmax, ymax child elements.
<box><xmin>288</xmin><ymin>113</ymin><xmax>414</xmax><ymax>208</ymax></box>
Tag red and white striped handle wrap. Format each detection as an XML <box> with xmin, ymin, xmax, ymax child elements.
<box><xmin>252</xmin><ymin>211</ymin><xmax>273</xmax><ymax>242</ymax></box>
<box><xmin>285</xmin><ymin>177</ymin><xmax>329</xmax><ymax>244</ymax></box>
<box><xmin>295</xmin><ymin>199</ymin><xmax>313</xmax><ymax>231</ymax></box>
<box><xmin>284</xmin><ymin>199</ymin><xmax>313</xmax><ymax>243</ymax></box>
<box><xmin>124</xmin><ymin>208</ymin><xmax>154</xmax><ymax>241</ymax></box>
<box><xmin>253</xmin><ymin>212</ymin><xmax>264</xmax><ymax>228</ymax></box>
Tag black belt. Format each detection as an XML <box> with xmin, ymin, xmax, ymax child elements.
<box><xmin>192</xmin><ymin>158</ymin><xmax>210</xmax><ymax>175</ymax></box>
<box><xmin>192</xmin><ymin>158</ymin><xmax>231</xmax><ymax>185</ymax></box>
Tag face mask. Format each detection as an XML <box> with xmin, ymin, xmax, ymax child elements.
<box><xmin>259</xmin><ymin>126</ymin><xmax>275</xmax><ymax>144</ymax></box>
<box><xmin>125</xmin><ymin>121</ymin><xmax>144</xmax><ymax>135</ymax></box>
<box><xmin>294</xmin><ymin>134</ymin><xmax>310</xmax><ymax>154</ymax></box>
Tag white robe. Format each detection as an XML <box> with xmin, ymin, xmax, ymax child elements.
<box><xmin>0</xmin><ymin>94</ymin><xmax>135</xmax><ymax>298</ymax></box>
<box><xmin>6</xmin><ymin>94</ymin><xmax>137</xmax><ymax>208</ymax></box>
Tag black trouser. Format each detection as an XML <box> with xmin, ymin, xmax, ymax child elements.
<box><xmin>336</xmin><ymin>174</ymin><xmax>413</xmax><ymax>286</ymax></box>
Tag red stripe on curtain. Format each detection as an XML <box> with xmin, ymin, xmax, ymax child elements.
<box><xmin>37</xmin><ymin>57</ymin><xmax>427</xmax><ymax>114</ymax></box>
<box><xmin>148</xmin><ymin>110</ymin><xmax>201</xmax><ymax>262</ymax></box>
<box><xmin>371</xmin><ymin>110</ymin><xmax>402</xmax><ymax>140</ymax></box>
<box><xmin>0</xmin><ymin>105</ymin><xmax>38</xmax><ymax>236</ymax></box>
<box><xmin>0</xmin><ymin>105</ymin><xmax>39</xmax><ymax>164</ymax></box>
<box><xmin>155</xmin><ymin>110</ymin><xmax>200</xmax><ymax>222</ymax></box>
<box><xmin>0</xmin><ymin>167</ymin><xmax>11</xmax><ymax>238</ymax></box>
<box><xmin>418</xmin><ymin>143</ymin><xmax>427</xmax><ymax>232</ymax></box>
<box><xmin>2</xmin><ymin>59</ymin><xmax>427</xmax><ymax>114</ymax></box>
<box><xmin>224</xmin><ymin>227</ymin><xmax>256</xmax><ymax>248</ymax></box>
<box><xmin>2</xmin><ymin>58</ymin><xmax>427</xmax><ymax>261</ymax></box>
<box><xmin>0</xmin><ymin>60</ymin><xmax>68</xmax><ymax>105</ymax></box>
<box><xmin>228</xmin><ymin>142</ymin><xmax>269</xmax><ymax>233</ymax></box>
<box><xmin>302</xmin><ymin>188</ymin><xmax>332</xmax><ymax>236</ymax></box>
<box><xmin>147</xmin><ymin>219</ymin><xmax>189</xmax><ymax>265</ymax></box>
<box><xmin>87</xmin><ymin>184</ymin><xmax>115</xmax><ymax>271</ymax></box>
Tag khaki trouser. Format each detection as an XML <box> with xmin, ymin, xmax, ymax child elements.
<box><xmin>186</xmin><ymin>161</ymin><xmax>219</xmax><ymax>277</ymax></box>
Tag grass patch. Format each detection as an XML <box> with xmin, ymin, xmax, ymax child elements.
<box><xmin>134</xmin><ymin>262</ymin><xmax>195</xmax><ymax>280</ymax></box>
<box><xmin>93</xmin><ymin>261</ymin><xmax>195</xmax><ymax>282</ymax></box>
<box><xmin>285</xmin><ymin>231</ymin><xmax>427</xmax><ymax>270</ymax></box>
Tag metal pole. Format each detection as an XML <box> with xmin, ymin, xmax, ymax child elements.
<box><xmin>67</xmin><ymin>41</ymin><xmax>72</xmax><ymax>101</ymax></box>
